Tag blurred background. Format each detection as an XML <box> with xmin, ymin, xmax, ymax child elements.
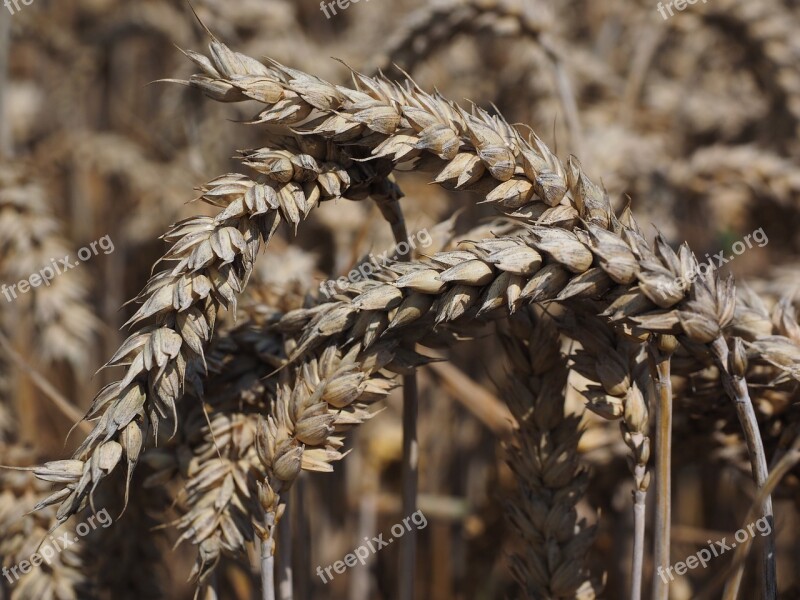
<box><xmin>0</xmin><ymin>0</ymin><xmax>799</xmax><ymax>598</ymax></box>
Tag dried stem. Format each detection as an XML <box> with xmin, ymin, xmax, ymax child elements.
<box><xmin>261</xmin><ymin>508</ymin><xmax>277</xmax><ymax>600</ymax></box>
<box><xmin>399</xmin><ymin>372</ymin><xmax>418</xmax><ymax>600</ymax></box>
<box><xmin>0</xmin><ymin>7</ymin><xmax>10</xmax><ymax>157</ymax></box>
<box><xmin>631</xmin><ymin>488</ymin><xmax>646</xmax><ymax>600</ymax></box>
<box><xmin>649</xmin><ymin>335</ymin><xmax>676</xmax><ymax>600</ymax></box>
<box><xmin>427</xmin><ymin>361</ymin><xmax>514</xmax><ymax>439</ymax></box>
<box><xmin>711</xmin><ymin>336</ymin><xmax>777</xmax><ymax>600</ymax></box>
<box><xmin>277</xmin><ymin>500</ymin><xmax>293</xmax><ymax>600</ymax></box>
<box><xmin>376</xmin><ymin>189</ymin><xmax>420</xmax><ymax>600</ymax></box>
<box><xmin>0</xmin><ymin>330</ymin><xmax>90</xmax><ymax>433</ymax></box>
<box><xmin>698</xmin><ymin>435</ymin><xmax>800</xmax><ymax>600</ymax></box>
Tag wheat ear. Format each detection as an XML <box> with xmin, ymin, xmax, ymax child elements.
<box><xmin>500</xmin><ymin>308</ymin><xmax>600</xmax><ymax>599</ymax></box>
<box><xmin>30</xmin><ymin>131</ymin><xmax>397</xmax><ymax>527</ymax></box>
<box><xmin>699</xmin><ymin>0</ymin><xmax>800</xmax><ymax>152</ymax></box>
<box><xmin>557</xmin><ymin>309</ymin><xmax>650</xmax><ymax>600</ymax></box>
<box><xmin>0</xmin><ymin>445</ymin><xmax>89</xmax><ymax>599</ymax></box>
<box><xmin>0</xmin><ymin>164</ymin><xmax>99</xmax><ymax>373</ymax></box>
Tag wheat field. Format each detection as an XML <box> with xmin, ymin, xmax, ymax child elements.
<box><xmin>0</xmin><ymin>1</ymin><xmax>799</xmax><ymax>599</ymax></box>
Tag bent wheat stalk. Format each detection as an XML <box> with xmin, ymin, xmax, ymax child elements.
<box><xmin>711</xmin><ymin>336</ymin><xmax>777</xmax><ymax>599</ymax></box>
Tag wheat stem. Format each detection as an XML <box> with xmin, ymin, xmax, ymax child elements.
<box><xmin>631</xmin><ymin>487</ymin><xmax>646</xmax><ymax>600</ymax></box>
<box><xmin>427</xmin><ymin>361</ymin><xmax>514</xmax><ymax>439</ymax></box>
<box><xmin>0</xmin><ymin>330</ymin><xmax>90</xmax><ymax>433</ymax></box>
<box><xmin>0</xmin><ymin>7</ymin><xmax>10</xmax><ymax>157</ymax></box>
<box><xmin>399</xmin><ymin>372</ymin><xmax>419</xmax><ymax>600</ymax></box>
<box><xmin>701</xmin><ymin>435</ymin><xmax>800</xmax><ymax>600</ymax></box>
<box><xmin>711</xmin><ymin>336</ymin><xmax>777</xmax><ymax>600</ymax></box>
<box><xmin>278</xmin><ymin>500</ymin><xmax>293</xmax><ymax>600</ymax></box>
<box><xmin>261</xmin><ymin>511</ymin><xmax>277</xmax><ymax>600</ymax></box>
<box><xmin>375</xmin><ymin>186</ymin><xmax>420</xmax><ymax>600</ymax></box>
<box><xmin>649</xmin><ymin>335</ymin><xmax>676</xmax><ymax>600</ymax></box>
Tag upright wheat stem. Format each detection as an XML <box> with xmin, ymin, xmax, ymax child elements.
<box><xmin>261</xmin><ymin>513</ymin><xmax>277</xmax><ymax>600</ymax></box>
<box><xmin>650</xmin><ymin>335</ymin><xmax>676</xmax><ymax>600</ymax></box>
<box><xmin>712</xmin><ymin>336</ymin><xmax>777</xmax><ymax>600</ymax></box>
<box><xmin>278</xmin><ymin>500</ymin><xmax>293</xmax><ymax>600</ymax></box>
<box><xmin>399</xmin><ymin>373</ymin><xmax>419</xmax><ymax>600</ymax></box>
<box><xmin>0</xmin><ymin>7</ymin><xmax>10</xmax><ymax>157</ymax></box>
<box><xmin>375</xmin><ymin>189</ymin><xmax>420</xmax><ymax>600</ymax></box>
<box><xmin>631</xmin><ymin>479</ymin><xmax>646</xmax><ymax>600</ymax></box>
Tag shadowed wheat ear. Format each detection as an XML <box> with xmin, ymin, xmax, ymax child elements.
<box><xmin>698</xmin><ymin>0</ymin><xmax>800</xmax><ymax>153</ymax></box>
<box><xmin>500</xmin><ymin>308</ymin><xmax>600</xmax><ymax>599</ymax></box>
<box><xmin>144</xmin><ymin>308</ymin><xmax>402</xmax><ymax>586</ymax></box>
<box><xmin>558</xmin><ymin>309</ymin><xmax>650</xmax><ymax>599</ymax></box>
<box><xmin>0</xmin><ymin>164</ymin><xmax>98</xmax><ymax>372</ymax></box>
<box><xmin>0</xmin><ymin>445</ymin><xmax>89</xmax><ymax>600</ymax></box>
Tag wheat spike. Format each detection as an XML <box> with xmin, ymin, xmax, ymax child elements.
<box><xmin>30</xmin><ymin>129</ymin><xmax>398</xmax><ymax>527</ymax></box>
<box><xmin>500</xmin><ymin>308</ymin><xmax>600</xmax><ymax>599</ymax></box>
<box><xmin>373</xmin><ymin>0</ymin><xmax>554</xmax><ymax>76</ymax></box>
<box><xmin>697</xmin><ymin>0</ymin><xmax>800</xmax><ymax>153</ymax></box>
<box><xmin>0</xmin><ymin>163</ymin><xmax>98</xmax><ymax>372</ymax></box>
<box><xmin>0</xmin><ymin>445</ymin><xmax>89</xmax><ymax>600</ymax></box>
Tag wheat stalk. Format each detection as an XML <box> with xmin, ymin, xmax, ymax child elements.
<box><xmin>648</xmin><ymin>334</ymin><xmax>676</xmax><ymax>600</ymax></box>
<box><xmin>0</xmin><ymin>5</ymin><xmax>10</xmax><ymax>158</ymax></box>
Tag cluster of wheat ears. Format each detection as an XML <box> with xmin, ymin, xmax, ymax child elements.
<box><xmin>1</xmin><ymin>0</ymin><xmax>800</xmax><ymax>599</ymax></box>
